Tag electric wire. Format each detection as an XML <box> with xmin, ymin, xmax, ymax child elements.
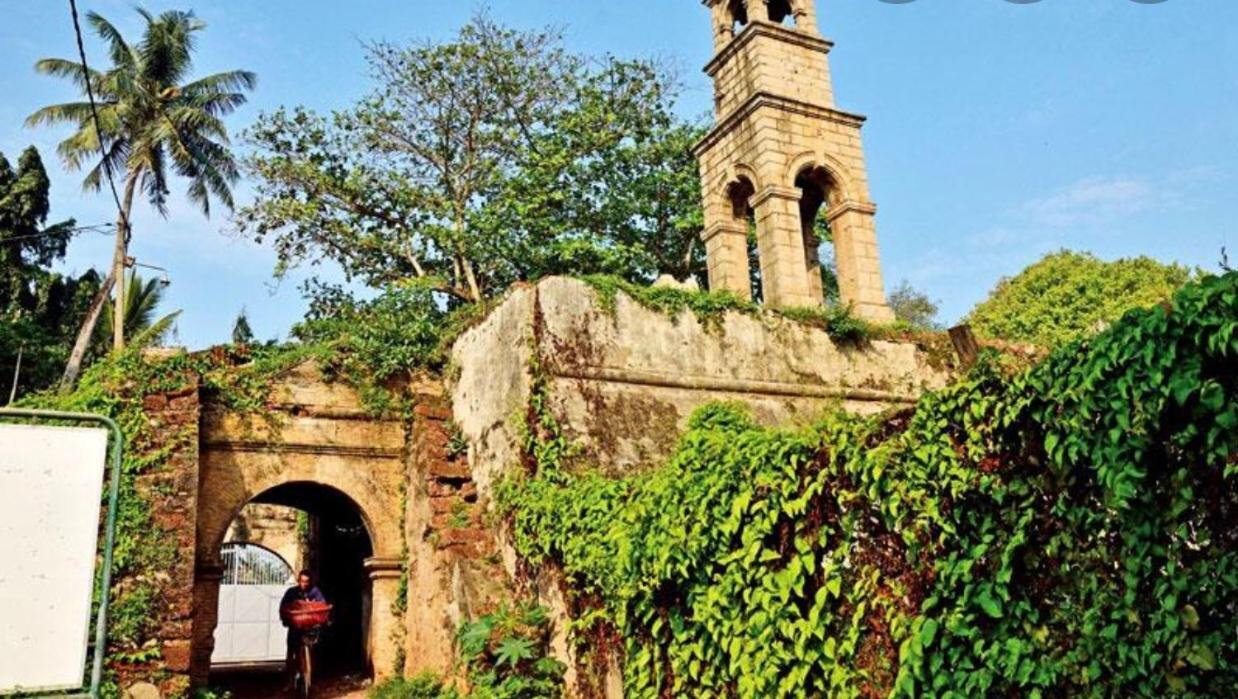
<box><xmin>1</xmin><ymin>223</ymin><xmax>115</xmax><ymax>243</ymax></box>
<box><xmin>67</xmin><ymin>0</ymin><xmax>130</xmax><ymax>240</ymax></box>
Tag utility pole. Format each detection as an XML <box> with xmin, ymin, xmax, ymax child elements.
<box><xmin>112</xmin><ymin>219</ymin><xmax>130</xmax><ymax>351</ymax></box>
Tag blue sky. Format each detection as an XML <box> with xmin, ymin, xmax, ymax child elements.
<box><xmin>2</xmin><ymin>1</ymin><xmax>1235</xmax><ymax>348</ymax></box>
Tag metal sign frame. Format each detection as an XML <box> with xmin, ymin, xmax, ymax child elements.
<box><xmin>0</xmin><ymin>408</ymin><xmax>124</xmax><ymax>699</ymax></box>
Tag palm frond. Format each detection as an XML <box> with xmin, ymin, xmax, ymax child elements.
<box><xmin>140</xmin><ymin>146</ymin><xmax>171</xmax><ymax>216</ymax></box>
<box><xmin>129</xmin><ymin>311</ymin><xmax>180</xmax><ymax>349</ymax></box>
<box><xmin>167</xmin><ymin>104</ymin><xmax>230</xmax><ymax>140</ymax></box>
<box><xmin>182</xmin><ymin>69</ymin><xmax>257</xmax><ymax>96</ymax></box>
<box><xmin>85</xmin><ymin>11</ymin><xmax>138</xmax><ymax>70</ymax></box>
<box><xmin>139</xmin><ymin>9</ymin><xmax>204</xmax><ymax>87</ymax></box>
<box><xmin>186</xmin><ymin>91</ymin><xmax>250</xmax><ymax>120</ymax></box>
<box><xmin>25</xmin><ymin>100</ymin><xmax>101</xmax><ymax>128</ymax></box>
<box><xmin>81</xmin><ymin>136</ymin><xmax>131</xmax><ymax>191</ymax></box>
<box><xmin>31</xmin><ymin>58</ymin><xmax>102</xmax><ymax>91</ymax></box>
<box><xmin>93</xmin><ymin>271</ymin><xmax>174</xmax><ymax>349</ymax></box>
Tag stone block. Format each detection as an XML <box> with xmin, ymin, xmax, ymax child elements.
<box><xmin>123</xmin><ymin>682</ymin><xmax>162</xmax><ymax>699</ymax></box>
<box><xmin>162</xmin><ymin>640</ymin><xmax>192</xmax><ymax>672</ymax></box>
<box><xmin>428</xmin><ymin>459</ymin><xmax>472</xmax><ymax>481</ymax></box>
<box><xmin>414</xmin><ymin>404</ymin><xmax>452</xmax><ymax>421</ymax></box>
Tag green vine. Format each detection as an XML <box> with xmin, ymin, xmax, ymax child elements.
<box><xmin>498</xmin><ymin>272</ymin><xmax>1238</xmax><ymax>698</ymax></box>
<box><xmin>372</xmin><ymin>604</ymin><xmax>565</xmax><ymax>698</ymax></box>
<box><xmin>578</xmin><ymin>274</ymin><xmax>874</xmax><ymax>342</ymax></box>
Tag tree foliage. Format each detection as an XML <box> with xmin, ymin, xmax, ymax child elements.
<box><xmin>887</xmin><ymin>279</ymin><xmax>940</xmax><ymax>330</ymax></box>
<box><xmin>0</xmin><ymin>146</ymin><xmax>100</xmax><ymax>398</ymax></box>
<box><xmin>238</xmin><ymin>15</ymin><xmax>705</xmax><ymax>306</ymax></box>
<box><xmin>966</xmin><ymin>250</ymin><xmax>1193</xmax><ymax>348</ymax></box>
<box><xmin>500</xmin><ymin>272</ymin><xmax>1238</xmax><ymax>698</ymax></box>
<box><xmin>28</xmin><ymin>8</ymin><xmax>256</xmax><ymax>218</ymax></box>
<box><xmin>373</xmin><ymin>604</ymin><xmax>564</xmax><ymax>699</ymax></box>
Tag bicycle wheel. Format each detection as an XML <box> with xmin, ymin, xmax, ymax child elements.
<box><xmin>299</xmin><ymin>641</ymin><xmax>313</xmax><ymax>699</ymax></box>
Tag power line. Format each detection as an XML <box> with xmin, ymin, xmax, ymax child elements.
<box><xmin>1</xmin><ymin>223</ymin><xmax>115</xmax><ymax>244</ymax></box>
<box><xmin>67</xmin><ymin>0</ymin><xmax>129</xmax><ymax>239</ymax></box>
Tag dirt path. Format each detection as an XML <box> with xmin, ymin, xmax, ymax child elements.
<box><xmin>212</xmin><ymin>669</ymin><xmax>371</xmax><ymax>699</ymax></box>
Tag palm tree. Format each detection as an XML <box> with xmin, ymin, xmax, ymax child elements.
<box><xmin>94</xmin><ymin>271</ymin><xmax>180</xmax><ymax>352</ymax></box>
<box><xmin>27</xmin><ymin>7</ymin><xmax>255</xmax><ymax>383</ymax></box>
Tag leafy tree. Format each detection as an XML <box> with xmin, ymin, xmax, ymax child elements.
<box><xmin>0</xmin><ymin>146</ymin><xmax>100</xmax><ymax>400</ymax></box>
<box><xmin>0</xmin><ymin>147</ymin><xmax>76</xmax><ymax>302</ymax></box>
<box><xmin>965</xmin><ymin>250</ymin><xmax>1193</xmax><ymax>348</ymax></box>
<box><xmin>887</xmin><ymin>279</ymin><xmax>941</xmax><ymax>330</ymax></box>
<box><xmin>28</xmin><ymin>7</ymin><xmax>254</xmax><ymax>377</ymax></box>
<box><xmin>238</xmin><ymin>15</ymin><xmax>705</xmax><ymax>308</ymax></box>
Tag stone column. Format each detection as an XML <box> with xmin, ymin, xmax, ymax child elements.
<box><xmin>364</xmin><ymin>556</ymin><xmax>404</xmax><ymax>681</ymax></box>
<box><xmin>752</xmin><ymin>185</ymin><xmax>821</xmax><ymax>308</ymax></box>
<box><xmin>701</xmin><ymin>222</ymin><xmax>752</xmax><ymax>300</ymax></box>
<box><xmin>827</xmin><ymin>201</ymin><xmax>896</xmax><ymax>322</ymax></box>
<box><xmin>189</xmin><ymin>562</ymin><xmax>223</xmax><ymax>687</ymax></box>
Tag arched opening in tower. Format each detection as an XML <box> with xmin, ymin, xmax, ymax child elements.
<box><xmin>795</xmin><ymin>166</ymin><xmax>840</xmax><ymax>304</ymax></box>
<box><xmin>727</xmin><ymin>0</ymin><xmax>749</xmax><ymax>32</ymax></box>
<box><xmin>727</xmin><ymin>177</ymin><xmax>763</xmax><ymax>302</ymax></box>
<box><xmin>768</xmin><ymin>0</ymin><xmax>797</xmax><ymax>26</ymax></box>
<box><xmin>209</xmin><ymin>483</ymin><xmax>374</xmax><ymax>697</ymax></box>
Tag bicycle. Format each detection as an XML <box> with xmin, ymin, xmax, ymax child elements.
<box><xmin>286</xmin><ymin>602</ymin><xmax>332</xmax><ymax>699</ymax></box>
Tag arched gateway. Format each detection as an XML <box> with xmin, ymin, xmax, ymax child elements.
<box><xmin>190</xmin><ymin>362</ymin><xmax>407</xmax><ymax>685</ymax></box>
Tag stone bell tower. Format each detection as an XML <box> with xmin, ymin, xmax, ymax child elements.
<box><xmin>694</xmin><ymin>0</ymin><xmax>895</xmax><ymax>321</ymax></box>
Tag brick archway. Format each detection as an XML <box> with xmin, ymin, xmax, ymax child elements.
<box><xmin>189</xmin><ymin>362</ymin><xmax>407</xmax><ymax>685</ymax></box>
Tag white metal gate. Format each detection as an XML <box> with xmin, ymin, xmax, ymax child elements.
<box><xmin>212</xmin><ymin>543</ymin><xmax>295</xmax><ymax>665</ymax></box>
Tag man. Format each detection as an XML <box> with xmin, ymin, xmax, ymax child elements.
<box><xmin>280</xmin><ymin>570</ymin><xmax>327</xmax><ymax>691</ymax></box>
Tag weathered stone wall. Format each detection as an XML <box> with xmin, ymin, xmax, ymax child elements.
<box><xmin>114</xmin><ymin>379</ymin><xmax>202</xmax><ymax>696</ymax></box>
<box><xmin>452</xmin><ymin>277</ymin><xmax>950</xmax><ymax>480</ymax></box>
<box><xmin>449</xmin><ymin>276</ymin><xmax>954</xmax><ymax>695</ymax></box>
<box><xmin>115</xmin><ymin>274</ymin><xmax>955</xmax><ymax>697</ymax></box>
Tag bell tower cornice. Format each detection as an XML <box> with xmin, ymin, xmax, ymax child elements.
<box><xmin>704</xmin><ymin>20</ymin><xmax>833</xmax><ymax>78</ymax></box>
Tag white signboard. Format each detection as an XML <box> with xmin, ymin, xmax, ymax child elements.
<box><xmin>0</xmin><ymin>424</ymin><xmax>108</xmax><ymax>694</ymax></box>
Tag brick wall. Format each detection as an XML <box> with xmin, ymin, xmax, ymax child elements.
<box><xmin>413</xmin><ymin>402</ymin><xmax>492</xmax><ymax>561</ymax></box>
<box><xmin>116</xmin><ymin>379</ymin><xmax>201</xmax><ymax>696</ymax></box>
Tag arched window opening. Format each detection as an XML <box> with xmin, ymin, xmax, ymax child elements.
<box><xmin>727</xmin><ymin>178</ymin><xmax>763</xmax><ymax>302</ymax></box>
<box><xmin>768</xmin><ymin>0</ymin><xmax>797</xmax><ymax>26</ymax></box>
<box><xmin>795</xmin><ymin>167</ymin><xmax>839</xmax><ymax>304</ymax></box>
<box><xmin>727</xmin><ymin>0</ymin><xmax>749</xmax><ymax>32</ymax></box>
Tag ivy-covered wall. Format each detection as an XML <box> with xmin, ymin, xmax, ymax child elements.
<box><xmin>446</xmin><ymin>276</ymin><xmax>965</xmax><ymax>695</ymax></box>
<box><xmin>498</xmin><ymin>272</ymin><xmax>1238</xmax><ymax>698</ymax></box>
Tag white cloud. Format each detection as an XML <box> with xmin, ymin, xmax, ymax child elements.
<box><xmin>1020</xmin><ymin>176</ymin><xmax>1159</xmax><ymax>228</ymax></box>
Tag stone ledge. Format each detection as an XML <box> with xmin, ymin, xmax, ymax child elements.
<box><xmin>694</xmin><ymin>93</ymin><xmax>867</xmax><ymax>156</ymax></box>
<box><xmin>705</xmin><ymin>20</ymin><xmax>834</xmax><ymax>78</ymax></box>
<box><xmin>201</xmin><ymin>440</ymin><xmax>404</xmax><ymax>459</ymax></box>
<box><xmin>551</xmin><ymin>366</ymin><xmax>918</xmax><ymax>405</ymax></box>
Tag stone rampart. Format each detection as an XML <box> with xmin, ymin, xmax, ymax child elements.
<box><xmin>449</xmin><ymin>276</ymin><xmax>954</xmax><ymax>695</ymax></box>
